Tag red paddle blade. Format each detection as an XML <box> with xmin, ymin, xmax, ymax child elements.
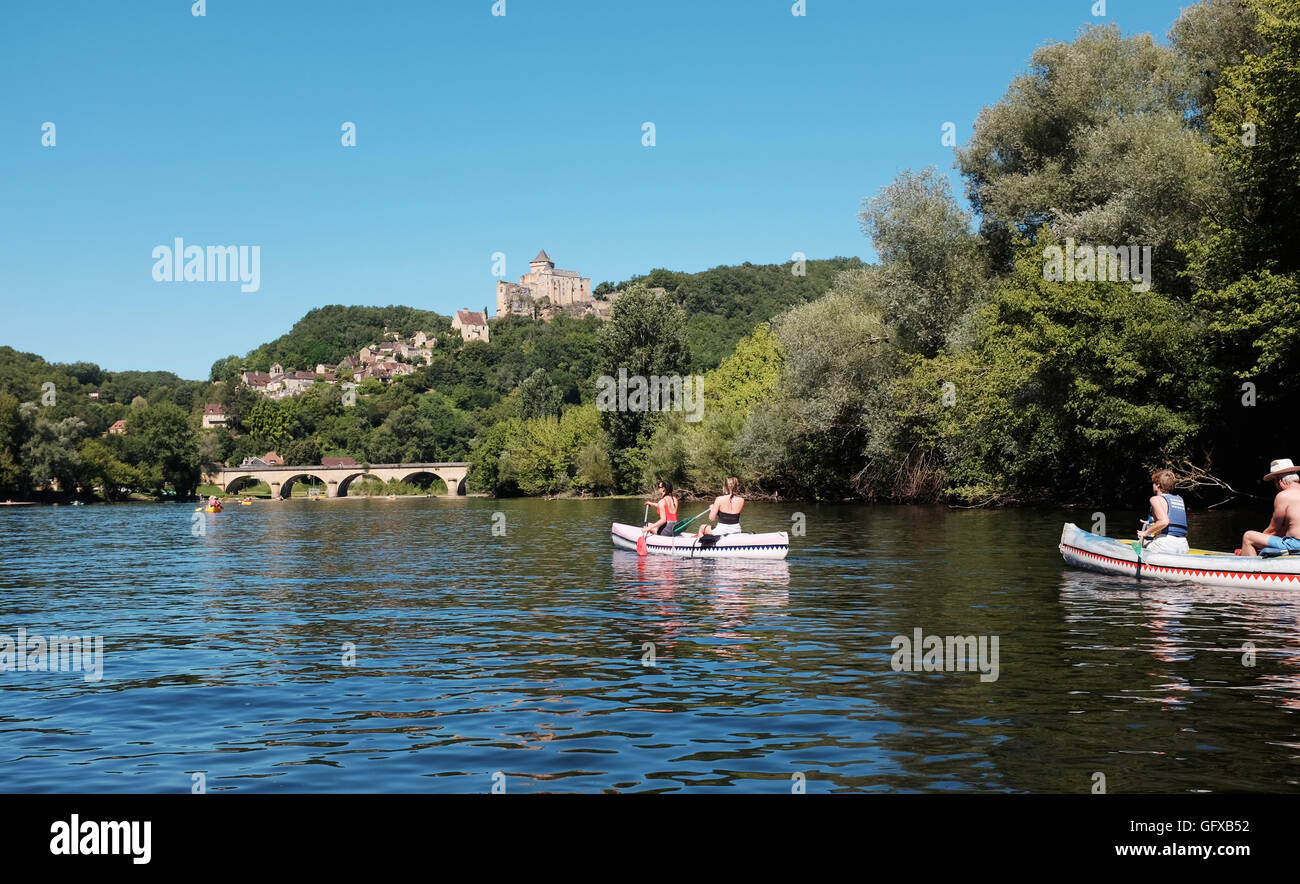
<box><xmin>637</xmin><ymin>533</ymin><xmax>648</xmax><ymax>556</ymax></box>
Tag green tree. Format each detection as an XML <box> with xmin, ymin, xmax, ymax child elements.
<box><xmin>1190</xmin><ymin>0</ymin><xmax>1300</xmax><ymax>283</ymax></box>
<box><xmin>1181</xmin><ymin>0</ymin><xmax>1300</xmax><ymax>483</ymax></box>
<box><xmin>1170</xmin><ymin>0</ymin><xmax>1268</xmax><ymax>125</ymax></box>
<box><xmin>468</xmin><ymin>419</ymin><xmax>520</xmax><ymax>495</ymax></box>
<box><xmin>21</xmin><ymin>408</ymin><xmax>89</xmax><ymax>494</ymax></box>
<box><xmin>736</xmin><ymin>285</ymin><xmax>897</xmax><ymax>499</ymax></box>
<box><xmin>518</xmin><ymin>368</ymin><xmax>564</xmax><ymax>421</ymax></box>
<box><xmin>0</xmin><ymin>390</ymin><xmax>26</xmax><ymax>496</ymax></box>
<box><xmin>956</xmin><ymin>24</ymin><xmax>1219</xmax><ymax>290</ymax></box>
<box><xmin>908</xmin><ymin>235</ymin><xmax>1220</xmax><ymax>504</ymax></box>
<box><xmin>282</xmin><ymin>436</ymin><xmax>323</xmax><ymax>466</ymax></box>
<box><xmin>573</xmin><ymin>439</ymin><xmax>615</xmax><ymax>494</ymax></box>
<box><xmin>245</xmin><ymin>398</ymin><xmax>292</xmax><ymax>453</ymax></box>
<box><xmin>127</xmin><ymin>402</ymin><xmax>201</xmax><ymax>497</ymax></box>
<box><xmin>209</xmin><ymin>354</ymin><xmax>243</xmax><ymax>384</ymax></box>
<box><xmin>858</xmin><ymin>168</ymin><xmax>988</xmax><ymax>356</ymax></box>
<box><xmin>79</xmin><ymin>439</ymin><xmax>139</xmax><ymax>500</ymax></box>
<box><xmin>704</xmin><ymin>322</ymin><xmax>782</xmax><ymax>416</ymax></box>
<box><xmin>198</xmin><ymin>427</ymin><xmax>235</xmax><ymax>473</ymax></box>
<box><xmin>596</xmin><ymin>284</ymin><xmax>690</xmax><ymax>489</ymax></box>
<box><xmin>642</xmin><ymin>412</ymin><xmax>690</xmax><ymax>492</ymax></box>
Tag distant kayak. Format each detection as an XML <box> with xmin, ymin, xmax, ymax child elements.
<box><xmin>204</xmin><ymin>505</ymin><xmax>222</xmax><ymax>513</ymax></box>
<box><xmin>610</xmin><ymin>522</ymin><xmax>789</xmax><ymax>560</ymax></box>
<box><xmin>1060</xmin><ymin>522</ymin><xmax>1300</xmax><ymax>590</ymax></box>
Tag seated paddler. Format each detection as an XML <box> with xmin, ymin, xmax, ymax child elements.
<box><xmin>1239</xmin><ymin>459</ymin><xmax>1300</xmax><ymax>557</ymax></box>
<box><xmin>643</xmin><ymin>479</ymin><xmax>679</xmax><ymax>537</ymax></box>
<box><xmin>698</xmin><ymin>477</ymin><xmax>745</xmax><ymax>537</ymax></box>
<box><xmin>1137</xmin><ymin>469</ymin><xmax>1189</xmax><ymax>554</ymax></box>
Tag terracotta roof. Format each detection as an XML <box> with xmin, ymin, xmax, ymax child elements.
<box><xmin>204</xmin><ymin>404</ymin><xmax>226</xmax><ymax>415</ymax></box>
<box><xmin>321</xmin><ymin>457</ymin><xmax>357</xmax><ymax>467</ymax></box>
<box><xmin>456</xmin><ymin>309</ymin><xmax>487</xmax><ymax>326</ymax></box>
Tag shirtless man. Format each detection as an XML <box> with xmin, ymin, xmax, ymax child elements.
<box><xmin>1240</xmin><ymin>459</ymin><xmax>1300</xmax><ymax>556</ymax></box>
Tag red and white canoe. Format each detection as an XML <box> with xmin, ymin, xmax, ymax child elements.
<box><xmin>610</xmin><ymin>522</ymin><xmax>790</xmax><ymax>560</ymax></box>
<box><xmin>1059</xmin><ymin>522</ymin><xmax>1300</xmax><ymax>590</ymax></box>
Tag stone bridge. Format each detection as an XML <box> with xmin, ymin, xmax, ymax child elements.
<box><xmin>209</xmin><ymin>462</ymin><xmax>470</xmax><ymax>498</ymax></box>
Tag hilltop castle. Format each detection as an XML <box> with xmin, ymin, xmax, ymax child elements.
<box><xmin>497</xmin><ymin>250</ymin><xmax>607</xmax><ymax>319</ymax></box>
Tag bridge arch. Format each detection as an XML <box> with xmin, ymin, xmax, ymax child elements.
<box><xmin>337</xmin><ymin>472</ymin><xmax>382</xmax><ymax>498</ymax></box>
<box><xmin>399</xmin><ymin>471</ymin><xmax>453</xmax><ymax>494</ymax></box>
<box><xmin>223</xmin><ymin>474</ymin><xmax>263</xmax><ymax>495</ymax></box>
<box><xmin>278</xmin><ymin>472</ymin><xmax>329</xmax><ymax>499</ymax></box>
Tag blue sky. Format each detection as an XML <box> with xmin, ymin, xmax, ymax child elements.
<box><xmin>1</xmin><ymin>0</ymin><xmax>1193</xmax><ymax>379</ymax></box>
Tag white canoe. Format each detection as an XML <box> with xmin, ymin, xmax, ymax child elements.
<box><xmin>611</xmin><ymin>522</ymin><xmax>789</xmax><ymax>560</ymax></box>
<box><xmin>1059</xmin><ymin>522</ymin><xmax>1300</xmax><ymax>590</ymax></box>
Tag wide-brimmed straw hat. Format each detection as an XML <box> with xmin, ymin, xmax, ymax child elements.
<box><xmin>1263</xmin><ymin>458</ymin><xmax>1300</xmax><ymax>481</ymax></box>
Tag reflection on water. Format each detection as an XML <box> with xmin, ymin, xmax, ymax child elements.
<box><xmin>0</xmin><ymin>499</ymin><xmax>1297</xmax><ymax>792</ymax></box>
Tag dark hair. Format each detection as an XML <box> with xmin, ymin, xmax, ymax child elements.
<box><xmin>658</xmin><ymin>478</ymin><xmax>673</xmax><ymax>496</ymax></box>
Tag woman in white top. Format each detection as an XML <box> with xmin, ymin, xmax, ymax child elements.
<box><xmin>698</xmin><ymin>477</ymin><xmax>744</xmax><ymax>536</ymax></box>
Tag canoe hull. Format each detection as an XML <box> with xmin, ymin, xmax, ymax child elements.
<box><xmin>1060</xmin><ymin>522</ymin><xmax>1300</xmax><ymax>590</ymax></box>
<box><xmin>611</xmin><ymin>522</ymin><xmax>789</xmax><ymax>560</ymax></box>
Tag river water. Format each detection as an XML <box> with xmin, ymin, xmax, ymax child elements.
<box><xmin>1</xmin><ymin>498</ymin><xmax>1297</xmax><ymax>793</ymax></box>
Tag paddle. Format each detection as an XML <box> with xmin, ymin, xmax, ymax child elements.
<box><xmin>1132</xmin><ymin>517</ymin><xmax>1151</xmax><ymax>579</ymax></box>
<box><xmin>637</xmin><ymin>504</ymin><xmax>649</xmax><ymax>556</ymax></box>
<box><xmin>671</xmin><ymin>508</ymin><xmax>712</xmax><ymax>536</ymax></box>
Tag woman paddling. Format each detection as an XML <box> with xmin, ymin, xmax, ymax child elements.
<box><xmin>1137</xmin><ymin>469</ymin><xmax>1189</xmax><ymax>554</ymax></box>
<box><xmin>643</xmin><ymin>479</ymin><xmax>679</xmax><ymax>537</ymax></box>
<box><xmin>698</xmin><ymin>477</ymin><xmax>745</xmax><ymax>537</ymax></box>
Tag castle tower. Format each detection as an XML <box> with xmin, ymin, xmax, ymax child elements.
<box><xmin>529</xmin><ymin>250</ymin><xmax>555</xmax><ymax>272</ymax></box>
<box><xmin>496</xmin><ymin>249</ymin><xmax>591</xmax><ymax>317</ymax></box>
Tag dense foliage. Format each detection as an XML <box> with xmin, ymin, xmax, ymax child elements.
<box><xmin>748</xmin><ymin>1</ymin><xmax>1299</xmax><ymax>504</ymax></box>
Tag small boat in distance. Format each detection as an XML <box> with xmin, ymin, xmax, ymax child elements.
<box><xmin>610</xmin><ymin>522</ymin><xmax>789</xmax><ymax>560</ymax></box>
<box><xmin>1060</xmin><ymin>522</ymin><xmax>1300</xmax><ymax>590</ymax></box>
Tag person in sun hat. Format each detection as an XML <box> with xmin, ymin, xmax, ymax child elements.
<box><xmin>1238</xmin><ymin>459</ymin><xmax>1300</xmax><ymax>556</ymax></box>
